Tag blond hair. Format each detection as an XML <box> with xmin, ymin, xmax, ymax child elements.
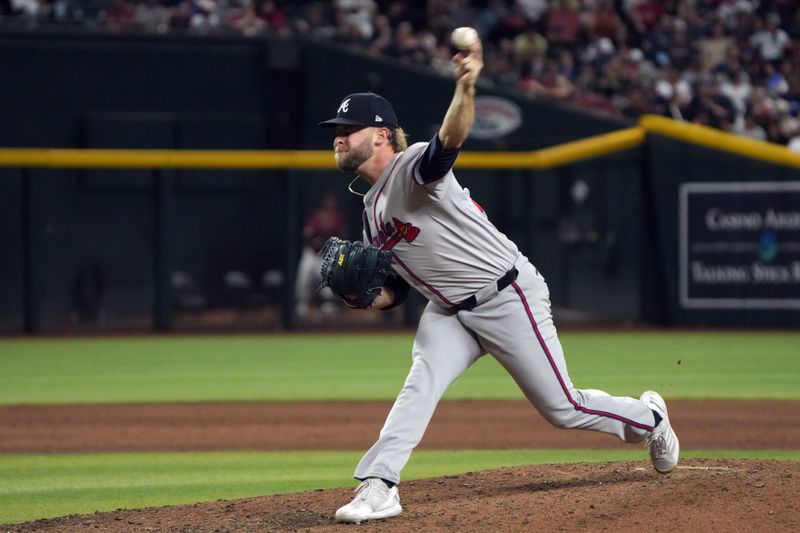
<box><xmin>389</xmin><ymin>127</ymin><xmax>408</xmax><ymax>152</ymax></box>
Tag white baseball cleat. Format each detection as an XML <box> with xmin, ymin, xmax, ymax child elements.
<box><xmin>641</xmin><ymin>390</ymin><xmax>680</xmax><ymax>474</ymax></box>
<box><xmin>334</xmin><ymin>478</ymin><xmax>402</xmax><ymax>524</ymax></box>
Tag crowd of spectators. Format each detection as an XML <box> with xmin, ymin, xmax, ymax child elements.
<box><xmin>3</xmin><ymin>0</ymin><xmax>800</xmax><ymax>149</ymax></box>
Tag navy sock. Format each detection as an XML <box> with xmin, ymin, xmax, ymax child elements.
<box><xmin>651</xmin><ymin>409</ymin><xmax>663</xmax><ymax>428</ymax></box>
<box><xmin>357</xmin><ymin>476</ymin><xmax>395</xmax><ymax>489</ymax></box>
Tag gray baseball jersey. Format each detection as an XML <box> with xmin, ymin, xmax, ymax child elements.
<box><xmin>353</xmin><ymin>140</ymin><xmax>659</xmax><ymax>484</ymax></box>
<box><xmin>363</xmin><ymin>142</ymin><xmax>518</xmax><ymax>305</ymax></box>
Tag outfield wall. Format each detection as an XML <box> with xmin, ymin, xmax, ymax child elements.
<box><xmin>1</xmin><ymin>30</ymin><xmax>798</xmax><ymax>332</ymax></box>
<box><xmin>0</xmin><ymin>30</ymin><xmax>644</xmax><ymax>333</ymax></box>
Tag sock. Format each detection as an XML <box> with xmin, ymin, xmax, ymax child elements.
<box><xmin>651</xmin><ymin>409</ymin><xmax>663</xmax><ymax>428</ymax></box>
<box><xmin>357</xmin><ymin>476</ymin><xmax>395</xmax><ymax>489</ymax></box>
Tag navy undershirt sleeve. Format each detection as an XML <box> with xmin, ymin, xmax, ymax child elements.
<box><xmin>417</xmin><ymin>134</ymin><xmax>461</xmax><ymax>184</ymax></box>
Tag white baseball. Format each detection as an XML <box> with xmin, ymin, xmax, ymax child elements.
<box><xmin>450</xmin><ymin>27</ymin><xmax>479</xmax><ymax>50</ymax></box>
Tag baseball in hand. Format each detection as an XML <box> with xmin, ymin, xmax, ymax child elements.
<box><xmin>450</xmin><ymin>27</ymin><xmax>479</xmax><ymax>50</ymax></box>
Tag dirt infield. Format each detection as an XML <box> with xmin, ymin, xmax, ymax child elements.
<box><xmin>2</xmin><ymin>400</ymin><xmax>799</xmax><ymax>453</ymax></box>
<box><xmin>3</xmin><ymin>400</ymin><xmax>799</xmax><ymax>531</ymax></box>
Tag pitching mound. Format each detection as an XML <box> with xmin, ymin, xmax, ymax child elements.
<box><xmin>7</xmin><ymin>459</ymin><xmax>798</xmax><ymax>532</ymax></box>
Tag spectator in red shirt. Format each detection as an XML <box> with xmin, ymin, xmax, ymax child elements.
<box><xmin>545</xmin><ymin>0</ymin><xmax>582</xmax><ymax>49</ymax></box>
<box><xmin>633</xmin><ymin>0</ymin><xmax>665</xmax><ymax>32</ymax></box>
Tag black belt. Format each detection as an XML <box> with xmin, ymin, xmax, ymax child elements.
<box><xmin>450</xmin><ymin>267</ymin><xmax>518</xmax><ymax>312</ymax></box>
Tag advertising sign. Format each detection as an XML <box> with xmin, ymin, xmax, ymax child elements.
<box><xmin>679</xmin><ymin>181</ymin><xmax>800</xmax><ymax>309</ymax></box>
<box><xmin>471</xmin><ymin>96</ymin><xmax>522</xmax><ymax>140</ymax></box>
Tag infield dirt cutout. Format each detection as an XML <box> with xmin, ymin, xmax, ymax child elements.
<box><xmin>3</xmin><ymin>400</ymin><xmax>800</xmax><ymax>532</ymax></box>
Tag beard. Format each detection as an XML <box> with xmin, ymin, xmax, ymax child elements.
<box><xmin>335</xmin><ymin>138</ymin><xmax>373</xmax><ymax>172</ymax></box>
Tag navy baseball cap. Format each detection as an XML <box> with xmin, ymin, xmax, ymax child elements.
<box><xmin>318</xmin><ymin>92</ymin><xmax>398</xmax><ymax>130</ymax></box>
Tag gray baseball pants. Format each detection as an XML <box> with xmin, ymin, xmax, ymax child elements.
<box><xmin>354</xmin><ymin>256</ymin><xmax>657</xmax><ymax>484</ymax></box>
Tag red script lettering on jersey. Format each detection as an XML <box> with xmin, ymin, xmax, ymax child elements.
<box><xmin>377</xmin><ymin>217</ymin><xmax>421</xmax><ymax>250</ymax></box>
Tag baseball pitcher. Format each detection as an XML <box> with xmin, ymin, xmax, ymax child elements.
<box><xmin>317</xmin><ymin>33</ymin><xmax>679</xmax><ymax>524</ymax></box>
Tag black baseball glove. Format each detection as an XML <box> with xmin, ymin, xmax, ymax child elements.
<box><xmin>318</xmin><ymin>237</ymin><xmax>394</xmax><ymax>309</ymax></box>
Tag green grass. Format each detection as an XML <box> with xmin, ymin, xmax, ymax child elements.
<box><xmin>0</xmin><ymin>332</ymin><xmax>798</xmax><ymax>404</ymax></box>
<box><xmin>2</xmin><ymin>449</ymin><xmax>799</xmax><ymax>525</ymax></box>
<box><xmin>1</xmin><ymin>332</ymin><xmax>797</xmax><ymax>525</ymax></box>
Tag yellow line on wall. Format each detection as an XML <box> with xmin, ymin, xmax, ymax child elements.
<box><xmin>0</xmin><ymin>128</ymin><xmax>646</xmax><ymax>170</ymax></box>
<box><xmin>640</xmin><ymin>114</ymin><xmax>800</xmax><ymax>169</ymax></box>
<box><xmin>2</xmin><ymin>117</ymin><xmax>796</xmax><ymax>171</ymax></box>
<box><xmin>0</xmin><ymin>149</ymin><xmax>336</xmax><ymax>169</ymax></box>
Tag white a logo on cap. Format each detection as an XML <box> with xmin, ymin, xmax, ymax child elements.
<box><xmin>375</xmin><ymin>115</ymin><xmax>383</xmax><ymax>122</ymax></box>
<box><xmin>337</xmin><ymin>98</ymin><xmax>351</xmax><ymax>114</ymax></box>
